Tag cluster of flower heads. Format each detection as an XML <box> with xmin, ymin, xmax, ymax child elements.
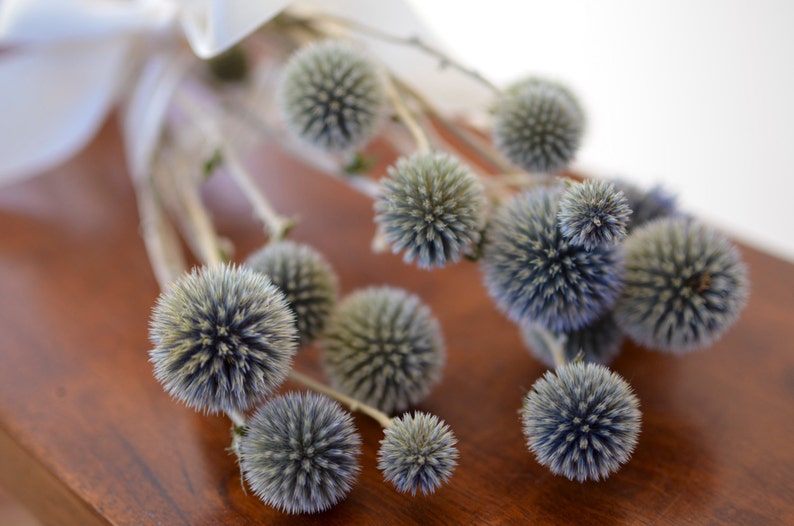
<box><xmin>479</xmin><ymin>175</ymin><xmax>746</xmax><ymax>480</ymax></box>
<box><xmin>339</xmin><ymin>70</ymin><xmax>746</xmax><ymax>481</ymax></box>
<box><xmin>148</xmin><ymin>34</ymin><xmax>752</xmax><ymax>508</ymax></box>
<box><xmin>149</xmin><ymin>243</ymin><xmax>458</xmax><ymax>513</ymax></box>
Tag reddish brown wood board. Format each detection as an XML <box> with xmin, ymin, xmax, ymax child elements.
<box><xmin>1</xmin><ymin>123</ymin><xmax>793</xmax><ymax>525</ymax></box>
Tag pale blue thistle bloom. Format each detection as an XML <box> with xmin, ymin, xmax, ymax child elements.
<box><xmin>378</xmin><ymin>412</ymin><xmax>458</xmax><ymax>495</ymax></box>
<box><xmin>278</xmin><ymin>39</ymin><xmax>385</xmax><ymax>152</ymax></box>
<box><xmin>481</xmin><ymin>186</ymin><xmax>623</xmax><ymax>332</ymax></box>
<box><xmin>492</xmin><ymin>77</ymin><xmax>584</xmax><ymax>173</ymax></box>
<box><xmin>149</xmin><ymin>264</ymin><xmax>297</xmax><ymax>414</ymax></box>
<box><xmin>521</xmin><ymin>362</ymin><xmax>641</xmax><ymax>482</ymax></box>
<box><xmin>375</xmin><ymin>152</ymin><xmax>485</xmax><ymax>269</ymax></box>
<box><xmin>322</xmin><ymin>286</ymin><xmax>445</xmax><ymax>414</ymax></box>
<box><xmin>246</xmin><ymin>241</ymin><xmax>338</xmax><ymax>347</ymax></box>
<box><xmin>611</xmin><ymin>179</ymin><xmax>677</xmax><ymax>231</ymax></box>
<box><xmin>614</xmin><ymin>217</ymin><xmax>749</xmax><ymax>353</ymax></box>
<box><xmin>521</xmin><ymin>313</ymin><xmax>624</xmax><ymax>368</ymax></box>
<box><xmin>557</xmin><ymin>180</ymin><xmax>632</xmax><ymax>250</ymax></box>
<box><xmin>240</xmin><ymin>391</ymin><xmax>361</xmax><ymax>514</ymax></box>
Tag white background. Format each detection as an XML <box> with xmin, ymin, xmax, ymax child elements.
<box><xmin>406</xmin><ymin>0</ymin><xmax>794</xmax><ymax>262</ymax></box>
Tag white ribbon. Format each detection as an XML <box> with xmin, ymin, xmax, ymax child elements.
<box><xmin>0</xmin><ymin>0</ymin><xmax>492</xmax><ymax>186</ymax></box>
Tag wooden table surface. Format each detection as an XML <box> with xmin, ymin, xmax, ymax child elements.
<box><xmin>1</xmin><ymin>122</ymin><xmax>793</xmax><ymax>526</ymax></box>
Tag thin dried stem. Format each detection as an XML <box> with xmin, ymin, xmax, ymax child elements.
<box><xmin>285</xmin><ymin>12</ymin><xmax>501</xmax><ymax>95</ymax></box>
<box><xmin>222</xmin><ymin>99</ymin><xmax>382</xmax><ymax>200</ymax></box>
<box><xmin>133</xmin><ymin>175</ymin><xmax>187</xmax><ymax>289</ymax></box>
<box><xmin>174</xmin><ymin>90</ymin><xmax>295</xmax><ymax>242</ymax></box>
<box><xmin>382</xmin><ymin>73</ymin><xmax>431</xmax><ymax>152</ymax></box>
<box><xmin>534</xmin><ymin>328</ymin><xmax>568</xmax><ymax>369</ymax></box>
<box><xmin>392</xmin><ymin>77</ymin><xmax>513</xmax><ymax>173</ymax></box>
<box><xmin>170</xmin><ymin>164</ymin><xmax>224</xmax><ymax>266</ymax></box>
<box><xmin>220</xmin><ymin>142</ymin><xmax>295</xmax><ymax>242</ymax></box>
<box><xmin>289</xmin><ymin>370</ymin><xmax>393</xmax><ymax>429</ymax></box>
<box><xmin>226</xmin><ymin>409</ymin><xmax>247</xmax><ymax>429</ymax></box>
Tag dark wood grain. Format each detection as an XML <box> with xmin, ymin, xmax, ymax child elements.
<box><xmin>1</xmin><ymin>121</ymin><xmax>793</xmax><ymax>526</ymax></box>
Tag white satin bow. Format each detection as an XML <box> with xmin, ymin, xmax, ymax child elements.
<box><xmin>0</xmin><ymin>0</ymin><xmax>491</xmax><ymax>185</ymax></box>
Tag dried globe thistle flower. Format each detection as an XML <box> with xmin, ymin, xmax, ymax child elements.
<box><xmin>611</xmin><ymin>180</ymin><xmax>677</xmax><ymax>231</ymax></box>
<box><xmin>278</xmin><ymin>39</ymin><xmax>385</xmax><ymax>152</ymax></box>
<box><xmin>557</xmin><ymin>180</ymin><xmax>631</xmax><ymax>250</ymax></box>
<box><xmin>521</xmin><ymin>314</ymin><xmax>624</xmax><ymax>368</ymax></box>
<box><xmin>149</xmin><ymin>264</ymin><xmax>297</xmax><ymax>414</ymax></box>
<box><xmin>322</xmin><ymin>286</ymin><xmax>445</xmax><ymax>414</ymax></box>
<box><xmin>614</xmin><ymin>217</ymin><xmax>749</xmax><ymax>353</ymax></box>
<box><xmin>492</xmin><ymin>77</ymin><xmax>584</xmax><ymax>173</ymax></box>
<box><xmin>481</xmin><ymin>186</ymin><xmax>623</xmax><ymax>332</ymax></box>
<box><xmin>521</xmin><ymin>362</ymin><xmax>641</xmax><ymax>482</ymax></box>
<box><xmin>378</xmin><ymin>412</ymin><xmax>458</xmax><ymax>495</ymax></box>
<box><xmin>246</xmin><ymin>241</ymin><xmax>338</xmax><ymax>347</ymax></box>
<box><xmin>375</xmin><ymin>152</ymin><xmax>485</xmax><ymax>269</ymax></box>
<box><xmin>240</xmin><ymin>391</ymin><xmax>362</xmax><ymax>514</ymax></box>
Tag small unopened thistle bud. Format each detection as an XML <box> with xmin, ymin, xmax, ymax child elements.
<box><xmin>557</xmin><ymin>180</ymin><xmax>631</xmax><ymax>250</ymax></box>
<box><xmin>246</xmin><ymin>241</ymin><xmax>338</xmax><ymax>347</ymax></box>
<box><xmin>614</xmin><ymin>217</ymin><xmax>749</xmax><ymax>353</ymax></box>
<box><xmin>611</xmin><ymin>179</ymin><xmax>677</xmax><ymax>231</ymax></box>
<box><xmin>278</xmin><ymin>39</ymin><xmax>385</xmax><ymax>152</ymax></box>
<box><xmin>492</xmin><ymin>77</ymin><xmax>584</xmax><ymax>173</ymax></box>
<box><xmin>378</xmin><ymin>412</ymin><xmax>458</xmax><ymax>495</ymax></box>
<box><xmin>521</xmin><ymin>362</ymin><xmax>641</xmax><ymax>482</ymax></box>
<box><xmin>322</xmin><ymin>286</ymin><xmax>445</xmax><ymax>414</ymax></box>
<box><xmin>375</xmin><ymin>152</ymin><xmax>485</xmax><ymax>269</ymax></box>
<box><xmin>240</xmin><ymin>391</ymin><xmax>362</xmax><ymax>514</ymax></box>
<box><xmin>205</xmin><ymin>45</ymin><xmax>248</xmax><ymax>82</ymax></box>
<box><xmin>149</xmin><ymin>264</ymin><xmax>297</xmax><ymax>414</ymax></box>
<box><xmin>521</xmin><ymin>313</ymin><xmax>623</xmax><ymax>368</ymax></box>
<box><xmin>481</xmin><ymin>186</ymin><xmax>623</xmax><ymax>332</ymax></box>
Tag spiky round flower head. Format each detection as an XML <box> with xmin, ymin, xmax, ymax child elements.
<box><xmin>240</xmin><ymin>391</ymin><xmax>361</xmax><ymax>514</ymax></box>
<box><xmin>611</xmin><ymin>180</ymin><xmax>677</xmax><ymax>231</ymax></box>
<box><xmin>278</xmin><ymin>39</ymin><xmax>385</xmax><ymax>152</ymax></box>
<box><xmin>322</xmin><ymin>286</ymin><xmax>445</xmax><ymax>414</ymax></box>
<box><xmin>521</xmin><ymin>362</ymin><xmax>641</xmax><ymax>482</ymax></box>
<box><xmin>375</xmin><ymin>152</ymin><xmax>485</xmax><ymax>269</ymax></box>
<box><xmin>614</xmin><ymin>217</ymin><xmax>749</xmax><ymax>353</ymax></box>
<box><xmin>481</xmin><ymin>186</ymin><xmax>623</xmax><ymax>332</ymax></box>
<box><xmin>378</xmin><ymin>412</ymin><xmax>458</xmax><ymax>495</ymax></box>
<box><xmin>521</xmin><ymin>314</ymin><xmax>624</xmax><ymax>368</ymax></box>
<box><xmin>557</xmin><ymin>180</ymin><xmax>631</xmax><ymax>250</ymax></box>
<box><xmin>245</xmin><ymin>241</ymin><xmax>338</xmax><ymax>347</ymax></box>
<box><xmin>149</xmin><ymin>264</ymin><xmax>297</xmax><ymax>414</ymax></box>
<box><xmin>492</xmin><ymin>77</ymin><xmax>584</xmax><ymax>173</ymax></box>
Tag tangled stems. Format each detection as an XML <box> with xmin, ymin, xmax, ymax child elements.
<box><xmin>173</xmin><ymin>88</ymin><xmax>295</xmax><ymax>242</ymax></box>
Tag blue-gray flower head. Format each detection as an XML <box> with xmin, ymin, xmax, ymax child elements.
<box><xmin>240</xmin><ymin>391</ymin><xmax>361</xmax><ymax>514</ymax></box>
<box><xmin>481</xmin><ymin>186</ymin><xmax>623</xmax><ymax>332</ymax></box>
<box><xmin>378</xmin><ymin>412</ymin><xmax>458</xmax><ymax>495</ymax></box>
<box><xmin>614</xmin><ymin>217</ymin><xmax>749</xmax><ymax>353</ymax></box>
<box><xmin>611</xmin><ymin>179</ymin><xmax>677</xmax><ymax>231</ymax></box>
<box><xmin>492</xmin><ymin>77</ymin><xmax>584</xmax><ymax>173</ymax></box>
<box><xmin>278</xmin><ymin>39</ymin><xmax>385</xmax><ymax>152</ymax></box>
<box><xmin>322</xmin><ymin>286</ymin><xmax>445</xmax><ymax>414</ymax></box>
<box><xmin>558</xmin><ymin>180</ymin><xmax>631</xmax><ymax>250</ymax></box>
<box><xmin>149</xmin><ymin>264</ymin><xmax>297</xmax><ymax>414</ymax></box>
<box><xmin>521</xmin><ymin>313</ymin><xmax>624</xmax><ymax>368</ymax></box>
<box><xmin>375</xmin><ymin>152</ymin><xmax>485</xmax><ymax>269</ymax></box>
<box><xmin>246</xmin><ymin>241</ymin><xmax>338</xmax><ymax>347</ymax></box>
<box><xmin>521</xmin><ymin>362</ymin><xmax>641</xmax><ymax>482</ymax></box>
